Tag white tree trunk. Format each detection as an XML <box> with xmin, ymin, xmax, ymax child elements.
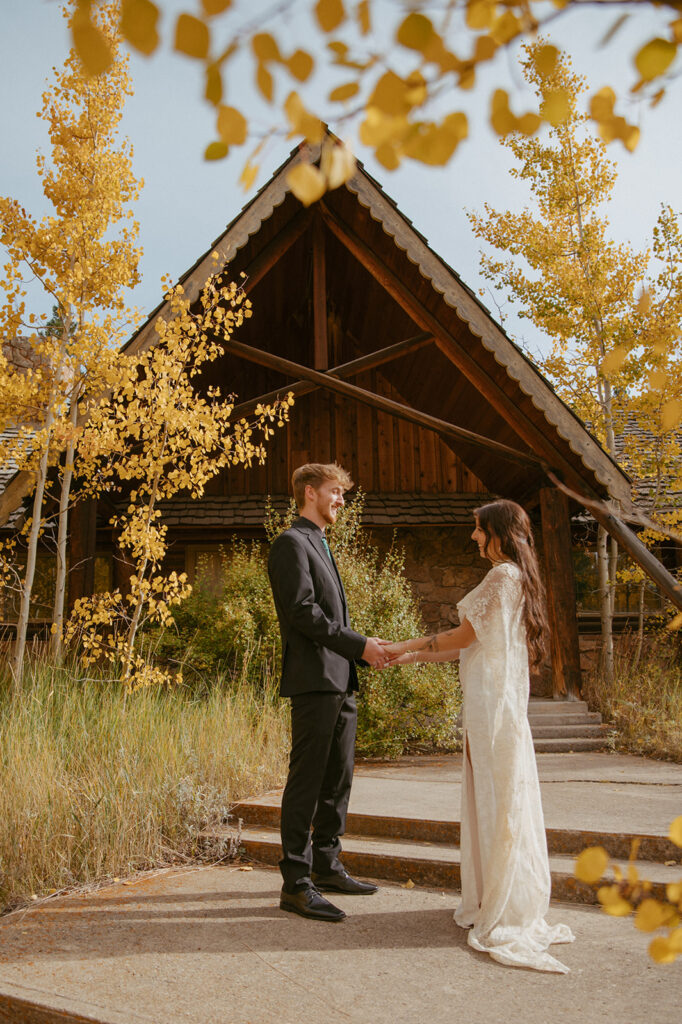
<box><xmin>50</xmin><ymin>414</ymin><xmax>77</xmax><ymax>662</ymax></box>
<box><xmin>12</xmin><ymin>413</ymin><xmax>54</xmax><ymax>682</ymax></box>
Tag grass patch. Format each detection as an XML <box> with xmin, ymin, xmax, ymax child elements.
<box><xmin>0</xmin><ymin>658</ymin><xmax>289</xmax><ymax>912</ymax></box>
<box><xmin>583</xmin><ymin>638</ymin><xmax>682</xmax><ymax>762</ymax></box>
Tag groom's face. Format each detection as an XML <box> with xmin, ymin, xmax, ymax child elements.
<box><xmin>310</xmin><ymin>479</ymin><xmax>345</xmax><ymax>525</ymax></box>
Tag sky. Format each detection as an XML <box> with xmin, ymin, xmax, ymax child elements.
<box><xmin>1</xmin><ymin>0</ymin><xmax>681</xmax><ymax>358</ymax></box>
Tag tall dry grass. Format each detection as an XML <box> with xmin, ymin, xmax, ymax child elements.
<box><xmin>583</xmin><ymin>637</ymin><xmax>682</xmax><ymax>762</ymax></box>
<box><xmin>0</xmin><ymin>657</ymin><xmax>289</xmax><ymax>911</ymax></box>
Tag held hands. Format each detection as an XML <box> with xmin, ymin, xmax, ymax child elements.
<box><xmin>362</xmin><ymin>639</ymin><xmax>414</xmax><ymax>669</ymax></box>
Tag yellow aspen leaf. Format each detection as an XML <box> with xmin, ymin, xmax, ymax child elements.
<box><xmin>490</xmin><ymin>89</ymin><xmax>515</xmax><ymax>135</ymax></box>
<box><xmin>670</xmin><ymin>816</ymin><xmax>682</xmax><ymax>847</ymax></box>
<box><xmin>320</xmin><ymin>139</ymin><xmax>356</xmax><ymax>188</ymax></box>
<box><xmin>401</xmin><ymin>878</ymin><xmax>415</xmax><ymax>889</ymax></box>
<box><xmin>329</xmin><ymin>81</ymin><xmax>360</xmax><ymax>102</ymax></box>
<box><xmin>205</xmin><ymin>65</ymin><xmax>223</xmax><ymax>105</ymax></box>
<box><xmin>375</xmin><ymin>141</ymin><xmax>400</xmax><ymax>170</ymax></box>
<box><xmin>72</xmin><ymin>16</ymin><xmax>113</xmax><ymax>76</ymax></box>
<box><xmin>287</xmin><ymin>163</ymin><xmax>326</xmax><ymax>206</ymax></box>
<box><xmin>356</xmin><ymin>0</ymin><xmax>371</xmax><ymax>36</ymax></box>
<box><xmin>368</xmin><ymin>70</ymin><xmax>410</xmax><ymax>116</ymax></box>
<box><xmin>670</xmin><ymin>927</ymin><xmax>682</xmax><ymax>952</ymax></box>
<box><xmin>637</xmin><ymin>288</ymin><xmax>651</xmax><ymax>315</ymax></box>
<box><xmin>359</xmin><ymin>108</ymin><xmax>408</xmax><ymax>148</ymax></box>
<box><xmin>541</xmin><ymin>89</ymin><xmax>570</xmax><ymax>126</ymax></box>
<box><xmin>490</xmin><ymin>11</ymin><xmax>520</xmax><ymax>45</ymax></box>
<box><xmin>256</xmin><ymin>62</ymin><xmax>274</xmax><ymax>102</ymax></box>
<box><xmin>635</xmin><ymin>38</ymin><xmax>677</xmax><ymax>81</ymax></box>
<box><xmin>649</xmin><ymin>935</ymin><xmax>678</xmax><ymax>963</ymax></box>
<box><xmin>601</xmin><ymin>346</ymin><xmax>627</xmax><ymax>375</ymax></box>
<box><xmin>597</xmin><ymin>884</ymin><xmax>632</xmax><ymax>916</ymax></box>
<box><xmin>517</xmin><ymin>111</ymin><xmax>541</xmax><ymax>135</ymax></box>
<box><xmin>252</xmin><ymin>32</ymin><xmax>281</xmax><ymax>63</ymax></box>
<box><xmin>667</xmin><ymin>882</ymin><xmax>682</xmax><ymax>903</ymax></box>
<box><xmin>466</xmin><ymin>0</ymin><xmax>496</xmax><ymax>31</ymax></box>
<box><xmin>396</xmin><ymin>12</ymin><xmax>435</xmax><ymax>53</ymax></box>
<box><xmin>284</xmin><ymin>91</ymin><xmax>324</xmax><ymax>144</ymax></box>
<box><xmin>120</xmin><ymin>0</ymin><xmax>159</xmax><ymax>55</ymax></box>
<box><xmin>535</xmin><ymin>43</ymin><xmax>559</xmax><ymax>76</ymax></box>
<box><xmin>217</xmin><ymin>105</ymin><xmax>247</xmax><ymax>145</ymax></box>
<box><xmin>315</xmin><ymin>0</ymin><xmax>345</xmax><ymax>33</ymax></box>
<box><xmin>575</xmin><ymin>846</ymin><xmax>609</xmax><ymax>884</ymax></box>
<box><xmin>205</xmin><ymin>141</ymin><xmax>228</xmax><ymax>160</ymax></box>
<box><xmin>174</xmin><ymin>13</ymin><xmax>210</xmax><ymax>60</ymax></box>
<box><xmin>672</xmin><ymin>18</ymin><xmax>682</xmax><ymax>44</ymax></box>
<box><xmin>635</xmin><ymin>898</ymin><xmax>674</xmax><ymax>932</ymax></box>
<box><xmin>459</xmin><ymin>65</ymin><xmax>476</xmax><ymax>90</ymax></box>
<box><xmin>661</xmin><ymin>399</ymin><xmax>682</xmax><ymax>432</ymax></box>
<box><xmin>651</xmin><ymin>87</ymin><xmax>665</xmax><ymax>107</ymax></box>
<box><xmin>286</xmin><ymin>50</ymin><xmax>314</xmax><ymax>82</ymax></box>
<box><xmin>201</xmin><ymin>0</ymin><xmax>232</xmax><ymax>14</ymax></box>
<box><xmin>590</xmin><ymin>86</ymin><xmax>616</xmax><ymax>124</ymax></box>
<box><xmin>620</xmin><ymin>122</ymin><xmax>640</xmax><ymax>153</ymax></box>
<box><xmin>474</xmin><ymin>35</ymin><xmax>497</xmax><ymax>63</ymax></box>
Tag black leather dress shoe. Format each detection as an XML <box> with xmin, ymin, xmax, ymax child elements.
<box><xmin>311</xmin><ymin>870</ymin><xmax>378</xmax><ymax>895</ymax></box>
<box><xmin>279</xmin><ymin>886</ymin><xmax>346</xmax><ymax>921</ymax></box>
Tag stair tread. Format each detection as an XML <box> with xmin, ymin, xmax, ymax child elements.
<box><xmin>236</xmin><ymin>825</ymin><xmax>680</xmax><ymax>883</ymax></box>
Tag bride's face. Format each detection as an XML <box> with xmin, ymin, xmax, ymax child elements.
<box><xmin>471</xmin><ymin>518</ymin><xmax>504</xmax><ymax>563</ymax></box>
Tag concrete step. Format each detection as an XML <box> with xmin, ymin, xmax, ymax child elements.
<box><xmin>533</xmin><ymin>736</ymin><xmax>608</xmax><ymax>753</ymax></box>
<box><xmin>230</xmin><ymin>802</ymin><xmax>680</xmax><ymax>863</ymax></box>
<box><xmin>528</xmin><ymin>700</ymin><xmax>591</xmax><ymax>716</ymax></box>
<box><xmin>527</xmin><ymin>711</ymin><xmax>603</xmax><ymax>726</ymax></box>
<box><xmin>530</xmin><ymin>724</ymin><xmax>607</xmax><ymax>740</ymax></box>
<box><xmin>231</xmin><ymin>825</ymin><xmax>679</xmax><ymax>905</ymax></box>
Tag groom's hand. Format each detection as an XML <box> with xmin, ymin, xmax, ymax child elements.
<box><xmin>362</xmin><ymin>637</ymin><xmax>389</xmax><ymax>669</ymax></box>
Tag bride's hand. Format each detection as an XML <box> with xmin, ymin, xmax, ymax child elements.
<box><xmin>387</xmin><ymin>651</ymin><xmax>417</xmax><ymax>666</ymax></box>
<box><xmin>382</xmin><ymin>641</ymin><xmax>410</xmax><ymax>663</ymax></box>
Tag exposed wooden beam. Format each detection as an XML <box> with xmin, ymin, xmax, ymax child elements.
<box><xmin>312</xmin><ymin>217</ymin><xmax>328</xmax><ymax>369</ymax></box>
<box><xmin>590</xmin><ymin>507</ymin><xmax>682</xmax><ymax>612</ymax></box>
<box><xmin>318</xmin><ymin>202</ymin><xmax>609</xmax><ymax>503</ymax></box>
<box><xmin>230</xmin><ymin>332</ymin><xmax>433</xmax><ymax>419</ymax></box>
<box><xmin>242</xmin><ymin>209</ymin><xmax>313</xmax><ymax>296</ymax></box>
<box><xmin>224</xmin><ymin>336</ymin><xmax>545</xmax><ymax>470</ymax></box>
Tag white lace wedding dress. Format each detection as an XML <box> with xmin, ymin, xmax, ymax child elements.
<box><xmin>454</xmin><ymin>561</ymin><xmax>575</xmax><ymax>972</ymax></box>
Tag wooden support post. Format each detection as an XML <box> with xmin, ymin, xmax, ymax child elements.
<box><xmin>67</xmin><ymin>497</ymin><xmax>97</xmax><ymax>610</ymax></box>
<box><xmin>312</xmin><ymin>217</ymin><xmax>328</xmax><ymax>370</ymax></box>
<box><xmin>540</xmin><ymin>487</ymin><xmax>582</xmax><ymax>700</ymax></box>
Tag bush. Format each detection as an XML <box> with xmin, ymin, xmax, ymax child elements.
<box><xmin>583</xmin><ymin>636</ymin><xmax>682</xmax><ymax>762</ymax></box>
<box><xmin>155</xmin><ymin>492</ymin><xmax>461</xmax><ymax>758</ymax></box>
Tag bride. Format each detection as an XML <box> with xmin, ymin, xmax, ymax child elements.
<box><xmin>384</xmin><ymin>499</ymin><xmax>575</xmax><ymax>973</ymax></box>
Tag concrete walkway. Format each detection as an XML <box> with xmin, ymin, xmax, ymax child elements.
<box><xmin>0</xmin><ymin>751</ymin><xmax>680</xmax><ymax>1024</ymax></box>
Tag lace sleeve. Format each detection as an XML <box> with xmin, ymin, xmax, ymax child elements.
<box><xmin>457</xmin><ymin>564</ymin><xmax>522</xmax><ymax>648</ymax></box>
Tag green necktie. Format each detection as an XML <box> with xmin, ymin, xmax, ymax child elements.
<box><xmin>321</xmin><ymin>535</ymin><xmax>333</xmax><ymax>562</ymax></box>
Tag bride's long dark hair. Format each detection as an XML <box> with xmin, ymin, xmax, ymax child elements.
<box><xmin>474</xmin><ymin>499</ymin><xmax>548</xmax><ymax>670</ymax></box>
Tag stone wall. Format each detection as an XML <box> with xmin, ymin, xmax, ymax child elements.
<box><xmin>367</xmin><ymin>524</ymin><xmax>488</xmax><ymax>632</ymax></box>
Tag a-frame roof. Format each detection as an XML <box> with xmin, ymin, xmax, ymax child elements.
<box><xmin>125</xmin><ymin>139</ymin><xmax>631</xmax><ymax>511</ymax></box>
<box><xmin>1</xmin><ymin>139</ymin><xmax>632</xmax><ymax>526</ymax></box>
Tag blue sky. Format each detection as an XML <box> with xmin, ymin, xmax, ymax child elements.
<box><xmin>1</xmin><ymin>0</ymin><xmax>680</xmax><ymax>357</ymax></box>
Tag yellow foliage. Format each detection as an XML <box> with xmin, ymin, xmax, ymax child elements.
<box><xmin>217</xmin><ymin>105</ymin><xmax>248</xmax><ymax>145</ymax></box>
<box><xmin>635</xmin><ymin>38</ymin><xmax>677</xmax><ymax>82</ymax></box>
<box><xmin>575</xmin><ymin>845</ymin><xmax>609</xmax><ymax>884</ymax></box>
<box><xmin>315</xmin><ymin>0</ymin><xmax>345</xmax><ymax>34</ymax></box>
<box><xmin>597</xmin><ymin>885</ymin><xmax>633</xmax><ymax>917</ymax></box>
<box><xmin>396</xmin><ymin>13</ymin><xmax>436</xmax><ymax>52</ymax></box>
<box><xmin>174</xmin><ymin>13</ymin><xmax>210</xmax><ymax>59</ymax></box>
<box><xmin>284</xmin><ymin>91</ymin><xmax>324</xmax><ymax>144</ymax></box>
<box><xmin>670</xmin><ymin>816</ymin><xmax>682</xmax><ymax>847</ymax></box>
<box><xmin>120</xmin><ymin>0</ymin><xmax>159</xmax><ymax>56</ymax></box>
<box><xmin>286</xmin><ymin>162</ymin><xmax>326</xmax><ymax>206</ymax></box>
<box><xmin>329</xmin><ymin>81</ymin><xmax>360</xmax><ymax>103</ymax></box>
<box><xmin>541</xmin><ymin>89</ymin><xmax>570</xmax><ymax>126</ymax></box>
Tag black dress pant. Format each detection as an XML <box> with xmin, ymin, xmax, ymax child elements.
<box><xmin>279</xmin><ymin>689</ymin><xmax>357</xmax><ymax>893</ymax></box>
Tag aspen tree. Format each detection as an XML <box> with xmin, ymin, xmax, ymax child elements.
<box><xmin>0</xmin><ymin>1</ymin><xmax>142</xmax><ymax>677</ymax></box>
<box><xmin>468</xmin><ymin>43</ymin><xmax>682</xmax><ymax>682</ymax></box>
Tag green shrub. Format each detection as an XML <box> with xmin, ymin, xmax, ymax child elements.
<box><xmin>156</xmin><ymin>492</ymin><xmax>461</xmax><ymax>758</ymax></box>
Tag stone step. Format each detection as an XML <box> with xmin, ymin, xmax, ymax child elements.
<box><xmin>527</xmin><ymin>711</ymin><xmax>603</xmax><ymax>726</ymax></box>
<box><xmin>529</xmin><ymin>724</ymin><xmax>607</xmax><ymax>740</ymax></box>
<box><xmin>231</xmin><ymin>825</ymin><xmax>679</xmax><ymax>905</ymax></box>
<box><xmin>527</xmin><ymin>700</ymin><xmax>591</xmax><ymax>716</ymax></box>
<box><xmin>533</xmin><ymin>736</ymin><xmax>608</xmax><ymax>753</ymax></box>
<box><xmin>230</xmin><ymin>802</ymin><xmax>680</xmax><ymax>862</ymax></box>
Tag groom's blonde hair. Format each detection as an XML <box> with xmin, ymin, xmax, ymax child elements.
<box><xmin>292</xmin><ymin>462</ymin><xmax>353</xmax><ymax>509</ymax></box>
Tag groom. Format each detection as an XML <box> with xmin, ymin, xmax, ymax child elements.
<box><xmin>268</xmin><ymin>462</ymin><xmax>387</xmax><ymax>921</ymax></box>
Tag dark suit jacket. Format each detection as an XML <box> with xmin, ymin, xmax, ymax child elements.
<box><xmin>268</xmin><ymin>516</ymin><xmax>367</xmax><ymax>697</ymax></box>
